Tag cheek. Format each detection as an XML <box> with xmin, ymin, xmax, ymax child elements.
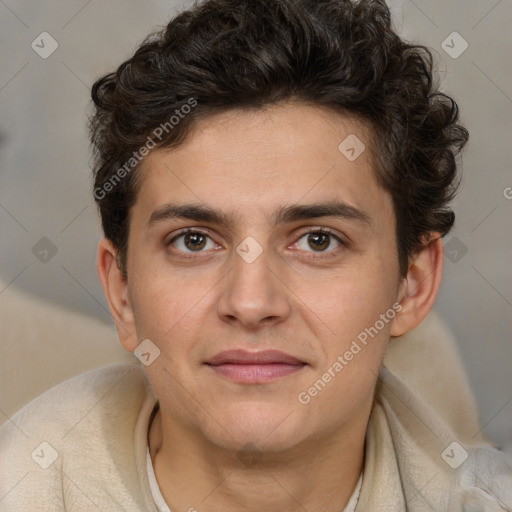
<box><xmin>294</xmin><ymin>262</ymin><xmax>396</xmax><ymax>339</ymax></box>
<box><xmin>295</xmin><ymin>267</ymin><xmax>396</xmax><ymax>406</ymax></box>
<box><xmin>128</xmin><ymin>259</ymin><xmax>209</xmax><ymax>346</ymax></box>
<box><xmin>296</xmin><ymin>283</ymin><xmax>393</xmax><ymax>431</ymax></box>
<box><xmin>129</xmin><ymin>275</ymin><xmax>209</xmax><ymax>403</ymax></box>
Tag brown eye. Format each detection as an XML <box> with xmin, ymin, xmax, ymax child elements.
<box><xmin>295</xmin><ymin>230</ymin><xmax>342</xmax><ymax>253</ymax></box>
<box><xmin>184</xmin><ymin>232</ymin><xmax>207</xmax><ymax>251</ymax></box>
<box><xmin>307</xmin><ymin>232</ymin><xmax>330</xmax><ymax>251</ymax></box>
<box><xmin>169</xmin><ymin>230</ymin><xmax>216</xmax><ymax>253</ymax></box>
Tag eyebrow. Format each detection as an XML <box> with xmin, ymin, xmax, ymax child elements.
<box><xmin>148</xmin><ymin>201</ymin><xmax>371</xmax><ymax>228</ymax></box>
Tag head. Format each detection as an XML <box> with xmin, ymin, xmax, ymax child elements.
<box><xmin>92</xmin><ymin>0</ymin><xmax>467</xmax><ymax>454</ymax></box>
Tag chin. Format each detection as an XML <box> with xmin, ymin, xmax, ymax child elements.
<box><xmin>202</xmin><ymin>402</ymin><xmax>305</xmax><ymax>453</ymax></box>
<box><xmin>211</xmin><ymin>429</ymin><xmax>303</xmax><ymax>457</ymax></box>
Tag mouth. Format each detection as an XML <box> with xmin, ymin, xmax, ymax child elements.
<box><xmin>205</xmin><ymin>349</ymin><xmax>307</xmax><ymax>384</ymax></box>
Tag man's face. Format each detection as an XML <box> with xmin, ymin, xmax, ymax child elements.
<box><xmin>124</xmin><ymin>102</ymin><xmax>402</xmax><ymax>452</ymax></box>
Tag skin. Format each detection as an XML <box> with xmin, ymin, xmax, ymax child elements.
<box><xmin>97</xmin><ymin>101</ymin><xmax>443</xmax><ymax>512</ymax></box>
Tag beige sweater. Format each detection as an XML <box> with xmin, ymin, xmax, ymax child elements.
<box><xmin>0</xmin><ymin>364</ymin><xmax>510</xmax><ymax>511</ymax></box>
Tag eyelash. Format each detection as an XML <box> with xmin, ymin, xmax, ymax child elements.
<box><xmin>166</xmin><ymin>227</ymin><xmax>347</xmax><ymax>261</ymax></box>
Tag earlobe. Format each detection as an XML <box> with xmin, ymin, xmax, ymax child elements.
<box><xmin>96</xmin><ymin>239</ymin><xmax>138</xmax><ymax>351</ymax></box>
<box><xmin>390</xmin><ymin>234</ymin><xmax>444</xmax><ymax>337</ymax></box>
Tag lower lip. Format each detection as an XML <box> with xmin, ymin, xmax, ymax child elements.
<box><xmin>207</xmin><ymin>363</ymin><xmax>305</xmax><ymax>383</ymax></box>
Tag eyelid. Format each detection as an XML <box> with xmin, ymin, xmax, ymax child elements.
<box><xmin>294</xmin><ymin>226</ymin><xmax>348</xmax><ymax>245</ymax></box>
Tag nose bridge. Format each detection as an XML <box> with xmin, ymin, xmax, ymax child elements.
<box><xmin>230</xmin><ymin>237</ymin><xmax>276</xmax><ymax>304</ymax></box>
<box><xmin>217</xmin><ymin>235</ymin><xmax>290</xmax><ymax>326</ymax></box>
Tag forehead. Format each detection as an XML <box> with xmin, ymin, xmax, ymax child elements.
<box><xmin>132</xmin><ymin>102</ymin><xmax>393</xmax><ymax>231</ymax></box>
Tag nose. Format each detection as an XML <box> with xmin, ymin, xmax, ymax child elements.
<box><xmin>216</xmin><ymin>240</ymin><xmax>291</xmax><ymax>330</ymax></box>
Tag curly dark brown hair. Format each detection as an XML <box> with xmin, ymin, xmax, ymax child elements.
<box><xmin>89</xmin><ymin>0</ymin><xmax>468</xmax><ymax>278</ymax></box>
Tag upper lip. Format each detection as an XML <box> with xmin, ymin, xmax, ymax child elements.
<box><xmin>206</xmin><ymin>349</ymin><xmax>305</xmax><ymax>366</ymax></box>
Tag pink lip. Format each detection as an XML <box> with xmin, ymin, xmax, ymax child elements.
<box><xmin>206</xmin><ymin>349</ymin><xmax>306</xmax><ymax>384</ymax></box>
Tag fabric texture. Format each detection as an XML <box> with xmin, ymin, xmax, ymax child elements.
<box><xmin>146</xmin><ymin>447</ymin><xmax>171</xmax><ymax>512</ymax></box>
<box><xmin>0</xmin><ymin>363</ymin><xmax>510</xmax><ymax>511</ymax></box>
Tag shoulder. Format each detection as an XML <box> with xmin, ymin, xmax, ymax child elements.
<box><xmin>369</xmin><ymin>366</ymin><xmax>512</xmax><ymax>509</ymax></box>
<box><xmin>0</xmin><ymin>364</ymin><xmax>154</xmax><ymax>510</ymax></box>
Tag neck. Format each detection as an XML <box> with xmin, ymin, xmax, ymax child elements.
<box><xmin>148</xmin><ymin>406</ymin><xmax>368</xmax><ymax>512</ymax></box>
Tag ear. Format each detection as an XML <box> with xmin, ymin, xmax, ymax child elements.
<box><xmin>96</xmin><ymin>238</ymin><xmax>139</xmax><ymax>352</ymax></box>
<box><xmin>391</xmin><ymin>234</ymin><xmax>444</xmax><ymax>337</ymax></box>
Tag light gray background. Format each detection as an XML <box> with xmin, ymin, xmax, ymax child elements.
<box><xmin>1</xmin><ymin>0</ymin><xmax>511</xmax><ymax>448</ymax></box>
